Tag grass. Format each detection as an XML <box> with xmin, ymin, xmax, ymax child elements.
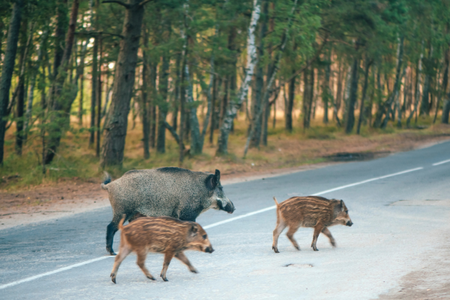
<box><xmin>1</xmin><ymin>112</ymin><xmax>449</xmax><ymax>191</ymax></box>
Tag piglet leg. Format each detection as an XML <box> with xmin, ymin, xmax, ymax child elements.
<box><xmin>311</xmin><ymin>223</ymin><xmax>325</xmax><ymax>251</ymax></box>
<box><xmin>136</xmin><ymin>250</ymin><xmax>155</xmax><ymax>281</ymax></box>
<box><xmin>175</xmin><ymin>252</ymin><xmax>198</xmax><ymax>273</ymax></box>
<box><xmin>160</xmin><ymin>252</ymin><xmax>175</xmax><ymax>281</ymax></box>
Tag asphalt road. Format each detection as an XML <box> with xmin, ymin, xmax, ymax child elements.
<box><xmin>1</xmin><ymin>141</ymin><xmax>450</xmax><ymax>299</ymax></box>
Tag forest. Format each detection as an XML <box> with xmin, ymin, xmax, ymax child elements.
<box><xmin>0</xmin><ymin>0</ymin><xmax>450</xmax><ymax>185</ymax></box>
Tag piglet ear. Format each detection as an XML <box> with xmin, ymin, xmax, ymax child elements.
<box><xmin>340</xmin><ymin>200</ymin><xmax>344</xmax><ymax>211</ymax></box>
<box><xmin>190</xmin><ymin>224</ymin><xmax>198</xmax><ymax>237</ymax></box>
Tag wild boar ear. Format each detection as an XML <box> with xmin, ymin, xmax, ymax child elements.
<box><xmin>215</xmin><ymin>169</ymin><xmax>221</xmax><ymax>182</ymax></box>
<box><xmin>190</xmin><ymin>224</ymin><xmax>198</xmax><ymax>236</ymax></box>
<box><xmin>205</xmin><ymin>174</ymin><xmax>216</xmax><ymax>190</ymax></box>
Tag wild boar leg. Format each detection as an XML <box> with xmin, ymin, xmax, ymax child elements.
<box><xmin>311</xmin><ymin>223</ymin><xmax>325</xmax><ymax>251</ymax></box>
<box><xmin>106</xmin><ymin>221</ymin><xmax>119</xmax><ymax>255</ymax></box>
<box><xmin>110</xmin><ymin>245</ymin><xmax>132</xmax><ymax>284</ymax></box>
<box><xmin>272</xmin><ymin>219</ymin><xmax>287</xmax><ymax>253</ymax></box>
<box><xmin>160</xmin><ymin>252</ymin><xmax>175</xmax><ymax>281</ymax></box>
<box><xmin>175</xmin><ymin>252</ymin><xmax>198</xmax><ymax>273</ymax></box>
<box><xmin>286</xmin><ymin>225</ymin><xmax>301</xmax><ymax>251</ymax></box>
<box><xmin>321</xmin><ymin>227</ymin><xmax>336</xmax><ymax>247</ymax></box>
<box><xmin>136</xmin><ymin>250</ymin><xmax>156</xmax><ymax>281</ymax></box>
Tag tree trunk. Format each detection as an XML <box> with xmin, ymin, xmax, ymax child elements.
<box><xmin>89</xmin><ymin>0</ymin><xmax>97</xmax><ymax>147</ymax></box>
<box><xmin>25</xmin><ymin>28</ymin><xmax>48</xmax><ymax>141</ymax></box>
<box><xmin>373</xmin><ymin>36</ymin><xmax>404</xmax><ymax>128</ymax></box>
<box><xmin>249</xmin><ymin>0</ymin><xmax>268</xmax><ymax>148</ymax></box>
<box><xmin>323</xmin><ymin>50</ymin><xmax>331</xmax><ymax>124</ymax></box>
<box><xmin>285</xmin><ymin>70</ymin><xmax>295</xmax><ymax>131</ymax></box>
<box><xmin>0</xmin><ymin>0</ymin><xmax>24</xmax><ymax>164</ymax></box>
<box><xmin>334</xmin><ymin>58</ymin><xmax>343</xmax><ymax>122</ymax></box>
<box><xmin>157</xmin><ymin>53</ymin><xmax>170</xmax><ymax>154</ymax></box>
<box><xmin>217</xmin><ymin>0</ymin><xmax>261</xmax><ymax>155</ymax></box>
<box><xmin>345</xmin><ymin>51</ymin><xmax>360</xmax><ymax>134</ymax></box>
<box><xmin>244</xmin><ymin>0</ymin><xmax>298</xmax><ymax>156</ymax></box>
<box><xmin>420</xmin><ymin>42</ymin><xmax>433</xmax><ymax>116</ymax></box>
<box><xmin>357</xmin><ymin>58</ymin><xmax>371</xmax><ymax>134</ymax></box>
<box><xmin>96</xmin><ymin>34</ymin><xmax>102</xmax><ymax>157</ymax></box>
<box><xmin>15</xmin><ymin>20</ymin><xmax>30</xmax><ymax>155</ymax></box>
<box><xmin>44</xmin><ymin>0</ymin><xmax>79</xmax><ymax>164</ymax></box>
<box><xmin>435</xmin><ymin>46</ymin><xmax>449</xmax><ymax>123</ymax></box>
<box><xmin>407</xmin><ymin>42</ymin><xmax>424</xmax><ymax>127</ymax></box>
<box><xmin>100</xmin><ymin>0</ymin><xmax>146</xmax><ymax>168</ymax></box>
<box><xmin>78</xmin><ymin>39</ymin><xmax>86</xmax><ymax>126</ymax></box>
<box><xmin>141</xmin><ymin>60</ymin><xmax>150</xmax><ymax>158</ymax></box>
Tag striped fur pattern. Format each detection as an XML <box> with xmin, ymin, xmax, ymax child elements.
<box><xmin>272</xmin><ymin>196</ymin><xmax>353</xmax><ymax>253</ymax></box>
<box><xmin>110</xmin><ymin>216</ymin><xmax>214</xmax><ymax>284</ymax></box>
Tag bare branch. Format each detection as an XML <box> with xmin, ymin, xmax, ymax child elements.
<box><xmin>102</xmin><ymin>0</ymin><xmax>130</xmax><ymax>9</ymax></box>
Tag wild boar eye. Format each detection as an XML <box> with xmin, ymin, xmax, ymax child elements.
<box><xmin>202</xmin><ymin>234</ymin><xmax>207</xmax><ymax>239</ymax></box>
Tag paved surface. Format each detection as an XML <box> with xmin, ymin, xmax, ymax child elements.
<box><xmin>1</xmin><ymin>141</ymin><xmax>449</xmax><ymax>299</ymax></box>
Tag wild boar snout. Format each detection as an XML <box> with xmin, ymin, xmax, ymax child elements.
<box><xmin>216</xmin><ymin>197</ymin><xmax>235</xmax><ymax>214</ymax></box>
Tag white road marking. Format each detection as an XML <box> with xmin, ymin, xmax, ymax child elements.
<box><xmin>0</xmin><ymin>256</ymin><xmax>114</xmax><ymax>290</ymax></box>
<box><xmin>432</xmin><ymin>159</ymin><xmax>450</xmax><ymax>166</ymax></box>
<box><xmin>0</xmin><ymin>166</ymin><xmax>424</xmax><ymax>290</ymax></box>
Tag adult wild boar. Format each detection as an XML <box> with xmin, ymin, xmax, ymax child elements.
<box><xmin>101</xmin><ymin>167</ymin><xmax>235</xmax><ymax>255</ymax></box>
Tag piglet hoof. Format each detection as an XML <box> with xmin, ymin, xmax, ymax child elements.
<box><xmin>147</xmin><ymin>275</ymin><xmax>156</xmax><ymax>281</ymax></box>
<box><xmin>313</xmin><ymin>248</ymin><xmax>319</xmax><ymax>251</ymax></box>
<box><xmin>160</xmin><ymin>275</ymin><xmax>168</xmax><ymax>282</ymax></box>
<box><xmin>110</xmin><ymin>274</ymin><xmax>117</xmax><ymax>284</ymax></box>
<box><xmin>190</xmin><ymin>268</ymin><xmax>198</xmax><ymax>274</ymax></box>
<box><xmin>294</xmin><ymin>246</ymin><xmax>300</xmax><ymax>251</ymax></box>
<box><xmin>272</xmin><ymin>246</ymin><xmax>279</xmax><ymax>253</ymax></box>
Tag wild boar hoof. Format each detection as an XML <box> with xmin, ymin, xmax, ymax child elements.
<box><xmin>160</xmin><ymin>275</ymin><xmax>168</xmax><ymax>282</ymax></box>
<box><xmin>107</xmin><ymin>248</ymin><xmax>116</xmax><ymax>256</ymax></box>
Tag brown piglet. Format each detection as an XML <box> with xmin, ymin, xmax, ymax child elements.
<box><xmin>272</xmin><ymin>196</ymin><xmax>353</xmax><ymax>253</ymax></box>
<box><xmin>110</xmin><ymin>216</ymin><xmax>214</xmax><ymax>283</ymax></box>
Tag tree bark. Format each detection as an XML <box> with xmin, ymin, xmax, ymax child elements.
<box><xmin>44</xmin><ymin>0</ymin><xmax>80</xmax><ymax>164</ymax></box>
<box><xmin>96</xmin><ymin>34</ymin><xmax>103</xmax><ymax>157</ymax></box>
<box><xmin>250</xmin><ymin>0</ymin><xmax>268</xmax><ymax>148</ymax></box>
<box><xmin>420</xmin><ymin>42</ymin><xmax>433</xmax><ymax>116</ymax></box>
<box><xmin>89</xmin><ymin>0</ymin><xmax>97</xmax><ymax>147</ymax></box>
<box><xmin>157</xmin><ymin>53</ymin><xmax>170</xmax><ymax>154</ymax></box>
<box><xmin>217</xmin><ymin>0</ymin><xmax>261</xmax><ymax>155</ymax></box>
<box><xmin>101</xmin><ymin>0</ymin><xmax>146</xmax><ymax>168</ymax></box>
<box><xmin>407</xmin><ymin>42</ymin><xmax>424</xmax><ymax>127</ymax></box>
<box><xmin>285</xmin><ymin>70</ymin><xmax>295</xmax><ymax>131</ymax></box>
<box><xmin>15</xmin><ymin>20</ymin><xmax>32</xmax><ymax>155</ymax></box>
<box><xmin>0</xmin><ymin>0</ymin><xmax>24</xmax><ymax>164</ymax></box>
<box><xmin>435</xmin><ymin>46</ymin><xmax>449</xmax><ymax>123</ymax></box>
<box><xmin>357</xmin><ymin>58</ymin><xmax>371</xmax><ymax>134</ymax></box>
<box><xmin>345</xmin><ymin>43</ymin><xmax>360</xmax><ymax>134</ymax></box>
<box><xmin>323</xmin><ymin>50</ymin><xmax>331</xmax><ymax>124</ymax></box>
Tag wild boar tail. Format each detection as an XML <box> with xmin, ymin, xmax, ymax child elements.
<box><xmin>101</xmin><ymin>172</ymin><xmax>112</xmax><ymax>190</ymax></box>
<box><xmin>273</xmin><ymin>197</ymin><xmax>280</xmax><ymax>207</ymax></box>
<box><xmin>118</xmin><ymin>214</ymin><xmax>126</xmax><ymax>231</ymax></box>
